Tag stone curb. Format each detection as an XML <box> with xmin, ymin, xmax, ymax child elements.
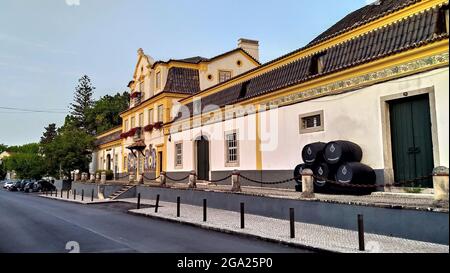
<box><xmin>127</xmin><ymin>209</ymin><xmax>336</xmax><ymax>253</ymax></box>
<box><xmin>38</xmin><ymin>195</ymin><xmax>117</xmax><ymax>205</ymax></box>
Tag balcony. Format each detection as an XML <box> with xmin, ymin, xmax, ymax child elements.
<box><xmin>130</xmin><ymin>91</ymin><xmax>142</xmax><ymax>108</ymax></box>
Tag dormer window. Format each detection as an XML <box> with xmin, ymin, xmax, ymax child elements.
<box><xmin>219</xmin><ymin>70</ymin><xmax>232</xmax><ymax>83</ymax></box>
<box><xmin>193</xmin><ymin>99</ymin><xmax>202</xmax><ymax>115</ymax></box>
<box><xmin>309</xmin><ymin>51</ymin><xmax>327</xmax><ymax>76</ymax></box>
<box><xmin>156</xmin><ymin>71</ymin><xmax>161</xmax><ymax>89</ymax></box>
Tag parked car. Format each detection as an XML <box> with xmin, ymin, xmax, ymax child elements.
<box><xmin>23</xmin><ymin>181</ymin><xmax>37</xmax><ymax>193</ymax></box>
<box><xmin>3</xmin><ymin>180</ymin><xmax>16</xmax><ymax>190</ymax></box>
<box><xmin>8</xmin><ymin>181</ymin><xmax>22</xmax><ymax>191</ymax></box>
<box><xmin>17</xmin><ymin>180</ymin><xmax>32</xmax><ymax>191</ymax></box>
<box><xmin>34</xmin><ymin>180</ymin><xmax>56</xmax><ymax>192</ymax></box>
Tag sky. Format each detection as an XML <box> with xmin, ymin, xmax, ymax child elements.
<box><xmin>0</xmin><ymin>0</ymin><xmax>371</xmax><ymax>146</ymax></box>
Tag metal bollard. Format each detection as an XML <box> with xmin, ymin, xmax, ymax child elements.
<box><xmin>240</xmin><ymin>203</ymin><xmax>245</xmax><ymax>229</ymax></box>
<box><xmin>203</xmin><ymin>199</ymin><xmax>207</xmax><ymax>222</ymax></box>
<box><xmin>290</xmin><ymin>208</ymin><xmax>295</xmax><ymax>239</ymax></box>
<box><xmin>358</xmin><ymin>214</ymin><xmax>365</xmax><ymax>251</ymax></box>
<box><xmin>177</xmin><ymin>197</ymin><xmax>181</xmax><ymax>217</ymax></box>
<box><xmin>60</xmin><ymin>189</ymin><xmax>63</xmax><ymax>198</ymax></box>
<box><xmin>67</xmin><ymin>190</ymin><xmax>69</xmax><ymax>199</ymax></box>
<box><xmin>73</xmin><ymin>189</ymin><xmax>76</xmax><ymax>200</ymax></box>
<box><xmin>55</xmin><ymin>189</ymin><xmax>58</xmax><ymax>197</ymax></box>
<box><xmin>91</xmin><ymin>189</ymin><xmax>94</xmax><ymax>202</ymax></box>
<box><xmin>81</xmin><ymin>189</ymin><xmax>84</xmax><ymax>201</ymax></box>
<box><xmin>137</xmin><ymin>193</ymin><xmax>141</xmax><ymax>210</ymax></box>
<box><xmin>155</xmin><ymin>194</ymin><xmax>160</xmax><ymax>213</ymax></box>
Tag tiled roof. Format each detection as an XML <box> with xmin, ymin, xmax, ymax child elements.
<box><xmin>163</xmin><ymin>67</ymin><xmax>201</xmax><ymax>94</ymax></box>
<box><xmin>94</xmin><ymin>129</ymin><xmax>122</xmax><ymax>146</ymax></box>
<box><xmin>174</xmin><ymin>56</ymin><xmax>210</xmax><ymax>64</ymax></box>
<box><xmin>308</xmin><ymin>0</ymin><xmax>421</xmax><ymax>46</ymax></box>
<box><xmin>175</xmin><ymin>6</ymin><xmax>448</xmax><ymax>122</ymax></box>
<box><xmin>153</xmin><ymin>48</ymin><xmax>260</xmax><ymax>68</ymax></box>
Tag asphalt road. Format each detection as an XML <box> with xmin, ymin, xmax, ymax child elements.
<box><xmin>0</xmin><ymin>188</ymin><xmax>308</xmax><ymax>253</ymax></box>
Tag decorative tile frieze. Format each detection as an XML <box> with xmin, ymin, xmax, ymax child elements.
<box><xmin>173</xmin><ymin>52</ymin><xmax>448</xmax><ymax>133</ymax></box>
<box><xmin>261</xmin><ymin>52</ymin><xmax>449</xmax><ymax>109</ymax></box>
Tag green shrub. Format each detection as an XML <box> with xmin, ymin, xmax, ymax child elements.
<box><xmin>404</xmin><ymin>187</ymin><xmax>423</xmax><ymax>194</ymax></box>
<box><xmin>96</xmin><ymin>170</ymin><xmax>114</xmax><ymax>180</ymax></box>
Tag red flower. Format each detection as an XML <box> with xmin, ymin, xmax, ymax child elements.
<box><xmin>130</xmin><ymin>92</ymin><xmax>141</xmax><ymax>99</ymax></box>
<box><xmin>144</xmin><ymin>124</ymin><xmax>154</xmax><ymax>132</ymax></box>
<box><xmin>154</xmin><ymin>122</ymin><xmax>163</xmax><ymax>130</ymax></box>
<box><xmin>120</xmin><ymin>132</ymin><xmax>128</xmax><ymax>139</ymax></box>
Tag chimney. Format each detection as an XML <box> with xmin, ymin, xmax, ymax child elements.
<box><xmin>238</xmin><ymin>38</ymin><xmax>259</xmax><ymax>62</ymax></box>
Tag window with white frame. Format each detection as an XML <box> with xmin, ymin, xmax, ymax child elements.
<box><xmin>219</xmin><ymin>70</ymin><xmax>232</xmax><ymax>83</ymax></box>
<box><xmin>148</xmin><ymin>109</ymin><xmax>154</xmax><ymax>124</ymax></box>
<box><xmin>130</xmin><ymin>116</ymin><xmax>135</xmax><ymax>128</ymax></box>
<box><xmin>156</xmin><ymin>71</ymin><xmax>161</xmax><ymax>89</ymax></box>
<box><xmin>139</xmin><ymin>113</ymin><xmax>144</xmax><ymax>127</ymax></box>
<box><xmin>124</xmin><ymin>119</ymin><xmax>129</xmax><ymax>131</ymax></box>
<box><xmin>299</xmin><ymin>110</ymin><xmax>324</xmax><ymax>134</ymax></box>
<box><xmin>175</xmin><ymin>142</ymin><xmax>183</xmax><ymax>167</ymax></box>
<box><xmin>225</xmin><ymin>131</ymin><xmax>239</xmax><ymax>165</ymax></box>
<box><xmin>157</xmin><ymin>105</ymin><xmax>164</xmax><ymax>122</ymax></box>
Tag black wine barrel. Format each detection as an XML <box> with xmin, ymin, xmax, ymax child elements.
<box><xmin>335</xmin><ymin>162</ymin><xmax>376</xmax><ymax>185</ymax></box>
<box><xmin>313</xmin><ymin>163</ymin><xmax>337</xmax><ymax>188</ymax></box>
<box><xmin>293</xmin><ymin>164</ymin><xmax>308</xmax><ymax>184</ymax></box>
<box><xmin>324</xmin><ymin>141</ymin><xmax>363</xmax><ymax>165</ymax></box>
<box><xmin>301</xmin><ymin>142</ymin><xmax>327</xmax><ymax>164</ymax></box>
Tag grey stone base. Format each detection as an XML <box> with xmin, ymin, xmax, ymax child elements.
<box><xmin>166</xmin><ymin>172</ymin><xmax>191</xmax><ymax>183</ymax></box>
<box><xmin>135</xmin><ymin>186</ymin><xmax>449</xmax><ymax>245</ymax></box>
<box><xmin>210</xmin><ymin>169</ymin><xmax>385</xmax><ymax>190</ymax></box>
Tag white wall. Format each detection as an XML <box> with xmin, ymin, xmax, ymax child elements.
<box><xmin>168</xmin><ymin>113</ymin><xmax>257</xmax><ymax>173</ymax></box>
<box><xmin>166</xmin><ymin>67</ymin><xmax>449</xmax><ymax>173</ymax></box>
<box><xmin>199</xmin><ymin>51</ymin><xmax>258</xmax><ymax>90</ymax></box>
<box><xmin>262</xmin><ymin>67</ymin><xmax>449</xmax><ymax>171</ymax></box>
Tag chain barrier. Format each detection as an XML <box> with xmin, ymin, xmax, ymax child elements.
<box><xmin>142</xmin><ymin>173</ymin><xmax>161</xmax><ymax>181</ymax></box>
<box><xmin>203</xmin><ymin>175</ymin><xmax>232</xmax><ymax>184</ymax></box>
<box><xmin>311</xmin><ymin>174</ymin><xmax>433</xmax><ymax>189</ymax></box>
<box><xmin>165</xmin><ymin>174</ymin><xmax>191</xmax><ymax>182</ymax></box>
<box><xmin>115</xmin><ymin>173</ymin><xmax>130</xmax><ymax>180</ymax></box>
<box><xmin>238</xmin><ymin>174</ymin><xmax>297</xmax><ymax>185</ymax></box>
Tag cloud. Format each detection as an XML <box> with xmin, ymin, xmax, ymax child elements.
<box><xmin>65</xmin><ymin>0</ymin><xmax>81</xmax><ymax>6</ymax></box>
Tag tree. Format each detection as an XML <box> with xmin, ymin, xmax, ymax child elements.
<box><xmin>6</xmin><ymin>143</ymin><xmax>40</xmax><ymax>154</ymax></box>
<box><xmin>0</xmin><ymin>144</ymin><xmax>7</xmax><ymax>153</ymax></box>
<box><xmin>45</xmin><ymin>127</ymin><xmax>94</xmax><ymax>178</ymax></box>
<box><xmin>40</xmin><ymin>123</ymin><xmax>57</xmax><ymax>145</ymax></box>
<box><xmin>86</xmin><ymin>91</ymin><xmax>129</xmax><ymax>134</ymax></box>
<box><xmin>3</xmin><ymin>153</ymin><xmax>45</xmax><ymax>180</ymax></box>
<box><xmin>70</xmin><ymin>75</ymin><xmax>95</xmax><ymax>133</ymax></box>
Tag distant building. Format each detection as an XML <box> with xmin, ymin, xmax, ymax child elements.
<box><xmin>93</xmin><ymin>0</ymin><xmax>449</xmax><ymax>191</ymax></box>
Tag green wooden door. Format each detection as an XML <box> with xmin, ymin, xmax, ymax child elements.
<box><xmin>389</xmin><ymin>95</ymin><xmax>434</xmax><ymax>188</ymax></box>
<box><xmin>196</xmin><ymin>137</ymin><xmax>210</xmax><ymax>181</ymax></box>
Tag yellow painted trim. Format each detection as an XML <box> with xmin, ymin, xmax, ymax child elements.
<box><xmin>168</xmin><ymin>62</ymin><xmax>200</xmax><ymax>70</ymax></box>
<box><xmin>95</xmin><ymin>126</ymin><xmax>122</xmax><ymax>139</ymax></box>
<box><xmin>247</xmin><ymin>40</ymin><xmax>449</xmax><ymax>106</ymax></box>
<box><xmin>98</xmin><ymin>140</ymin><xmax>122</xmax><ymax>150</ymax></box>
<box><xmin>181</xmin><ymin>0</ymin><xmax>448</xmax><ymax>104</ymax></box>
<box><xmin>170</xmin><ymin>40</ymin><xmax>448</xmax><ymax>129</ymax></box>
<box><xmin>120</xmin><ymin>92</ymin><xmax>189</xmax><ymax>119</ymax></box>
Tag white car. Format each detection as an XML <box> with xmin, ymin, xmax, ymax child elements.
<box><xmin>3</xmin><ymin>181</ymin><xmax>15</xmax><ymax>189</ymax></box>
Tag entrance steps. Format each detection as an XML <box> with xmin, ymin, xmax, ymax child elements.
<box><xmin>109</xmin><ymin>184</ymin><xmax>135</xmax><ymax>200</ymax></box>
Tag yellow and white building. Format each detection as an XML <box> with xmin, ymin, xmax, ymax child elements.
<box><xmin>93</xmin><ymin>0</ymin><xmax>449</xmax><ymax>190</ymax></box>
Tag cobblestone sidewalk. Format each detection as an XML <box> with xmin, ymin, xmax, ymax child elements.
<box><xmin>124</xmin><ymin>197</ymin><xmax>449</xmax><ymax>253</ymax></box>
<box><xmin>39</xmin><ymin>193</ymin><xmax>114</xmax><ymax>205</ymax></box>
<box><xmin>141</xmin><ymin>182</ymin><xmax>448</xmax><ymax>212</ymax></box>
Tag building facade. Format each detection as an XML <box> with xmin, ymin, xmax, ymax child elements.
<box><xmin>93</xmin><ymin>0</ymin><xmax>449</xmax><ymax>191</ymax></box>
